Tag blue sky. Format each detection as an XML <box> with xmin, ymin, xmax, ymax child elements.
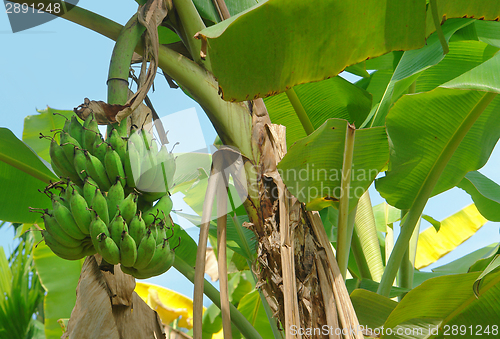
<box><xmin>1</xmin><ymin>1</ymin><xmax>499</xmax><ymax>301</ymax></box>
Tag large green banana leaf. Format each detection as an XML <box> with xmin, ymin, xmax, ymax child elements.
<box><xmin>22</xmin><ymin>107</ymin><xmax>74</xmax><ymax>163</ymax></box>
<box><xmin>367</xmin><ymin>19</ymin><xmax>472</xmax><ymax>127</ymax></box>
<box><xmin>353</xmin><ymin>193</ymin><xmax>384</xmax><ymax>282</ymax></box>
<box><xmin>415</xmin><ymin>204</ymin><xmax>487</xmax><ymax>269</ymax></box>
<box><xmin>458</xmin><ymin>171</ymin><xmax>500</xmax><ymax>222</ymax></box>
<box><xmin>416</xmin><ymin>41</ymin><xmax>499</xmax><ymax>93</ymax></box>
<box><xmin>197</xmin><ymin>0</ymin><xmax>500</xmax><ymax>102</ymax></box>
<box><xmin>0</xmin><ymin>128</ymin><xmax>56</xmax><ymax>223</ymax></box>
<box><xmin>376</xmin><ymin>53</ymin><xmax>500</xmax><ymax>209</ymax></box>
<box><xmin>382</xmin><ymin>271</ymin><xmax>500</xmax><ymax>338</ymax></box>
<box><xmin>432</xmin><ymin>243</ymin><xmax>499</xmax><ymax>274</ymax></box>
<box><xmin>198</xmin><ymin>0</ymin><xmax>426</xmax><ymax>101</ymax></box>
<box><xmin>278</xmin><ymin>119</ymin><xmax>389</xmax><ymax>211</ymax></box>
<box><xmin>350</xmin><ymin>289</ymin><xmax>397</xmax><ymax>330</ymax></box>
<box><xmin>264</xmin><ymin>76</ymin><xmax>372</xmax><ymax>147</ymax></box>
<box><xmin>425</xmin><ymin>0</ymin><xmax>500</xmax><ymax>36</ymax></box>
<box><xmin>237</xmin><ymin>290</ymin><xmax>274</xmax><ymax>339</ymax></box>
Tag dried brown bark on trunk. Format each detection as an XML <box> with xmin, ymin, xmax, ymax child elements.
<box><xmin>243</xmin><ymin>99</ymin><xmax>362</xmax><ymax>339</ymax></box>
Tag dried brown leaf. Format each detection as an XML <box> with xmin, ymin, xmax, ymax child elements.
<box><xmin>116</xmin><ymin>0</ymin><xmax>170</xmax><ymax>123</ymax></box>
<box><xmin>63</xmin><ymin>256</ymin><xmax>165</xmax><ymax>339</ymax></box>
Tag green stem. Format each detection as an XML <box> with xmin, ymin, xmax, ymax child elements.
<box><xmin>429</xmin><ymin>0</ymin><xmax>449</xmax><ymax>55</ymax></box>
<box><xmin>171</xmin><ymin>0</ymin><xmax>207</xmax><ymax>65</ymax></box>
<box><xmin>286</xmin><ymin>88</ymin><xmax>314</xmax><ymax>135</ymax></box>
<box><xmin>336</xmin><ymin>123</ymin><xmax>356</xmax><ymax>279</ymax></box>
<box><xmin>377</xmin><ymin>92</ymin><xmax>497</xmax><ymax>297</ymax></box>
<box><xmin>107</xmin><ymin>14</ymin><xmax>146</xmax><ymax>137</ymax></box>
<box><xmin>397</xmin><ymin>209</ymin><xmax>420</xmax><ymax>300</ymax></box>
<box><xmin>174</xmin><ymin>257</ymin><xmax>263</xmax><ymax>339</ymax></box>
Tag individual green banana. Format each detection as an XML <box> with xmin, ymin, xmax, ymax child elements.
<box><xmin>68</xmin><ymin>115</ymin><xmax>84</xmax><ymax>145</ymax></box>
<box><xmin>106</xmin><ymin>180</ymin><xmax>124</xmax><ymax>220</ymax></box>
<box><xmin>108</xmin><ymin>128</ymin><xmax>127</xmax><ymax>164</ymax></box>
<box><xmin>117</xmin><ymin>193</ymin><xmax>137</xmax><ymax>224</ymax></box>
<box><xmin>89</xmin><ymin>212</ymin><xmax>110</xmax><ymax>249</ymax></box>
<box><xmin>83</xmin><ymin>177</ymin><xmax>98</xmax><ymax>206</ymax></box>
<box><xmin>49</xmin><ymin>139</ymin><xmax>81</xmax><ymax>183</ymax></box>
<box><xmin>91</xmin><ymin>189</ymin><xmax>110</xmax><ymax>225</ymax></box>
<box><xmin>42</xmin><ymin>230</ymin><xmax>89</xmax><ymax>260</ymax></box>
<box><xmin>128</xmin><ymin>213</ymin><xmax>146</xmax><ymax>245</ymax></box>
<box><xmin>51</xmin><ymin>193</ymin><xmax>70</xmax><ymax>210</ymax></box>
<box><xmin>96</xmin><ymin>233</ymin><xmax>120</xmax><ymax>265</ymax></box>
<box><xmin>133</xmin><ymin>229</ymin><xmax>156</xmax><ymax>269</ymax></box>
<box><xmin>108</xmin><ymin>212</ymin><xmax>127</xmax><ymax>246</ymax></box>
<box><xmin>69</xmin><ymin>188</ymin><xmax>91</xmax><ymax>235</ymax></box>
<box><xmin>139</xmin><ymin>248</ymin><xmax>175</xmax><ymax>278</ymax></box>
<box><xmin>120</xmin><ymin>231</ymin><xmax>137</xmax><ymax>267</ymax></box>
<box><xmin>143</xmin><ymin>194</ymin><xmax>173</xmax><ymax>226</ymax></box>
<box><xmin>73</xmin><ymin>148</ymin><xmax>88</xmax><ymax>181</ymax></box>
<box><xmin>137</xmin><ymin>149</ymin><xmax>157</xmax><ymax>192</ymax></box>
<box><xmin>63</xmin><ymin>183</ymin><xmax>83</xmax><ymax>202</ymax></box>
<box><xmin>104</xmin><ymin>145</ymin><xmax>126</xmax><ymax>187</ymax></box>
<box><xmin>92</xmin><ymin>138</ymin><xmax>108</xmax><ymax>164</ymax></box>
<box><xmin>42</xmin><ymin>211</ymin><xmax>83</xmax><ymax>248</ymax></box>
<box><xmin>136</xmin><ymin>239</ymin><xmax>173</xmax><ymax>277</ymax></box>
<box><xmin>82</xmin><ymin>113</ymin><xmax>100</xmax><ymax>152</ymax></box>
<box><xmin>124</xmin><ymin>142</ymin><xmax>140</xmax><ymax>188</ymax></box>
<box><xmin>141</xmin><ymin>145</ymin><xmax>175</xmax><ymax>202</ymax></box>
<box><xmin>84</xmin><ymin>150</ymin><xmax>111</xmax><ymax>191</ymax></box>
<box><xmin>59</xmin><ymin>131</ymin><xmax>82</xmax><ymax>163</ymax></box>
<box><xmin>128</xmin><ymin>128</ymin><xmax>145</xmax><ymax>158</ymax></box>
<box><xmin>155</xmin><ymin>223</ymin><xmax>167</xmax><ymax>246</ymax></box>
<box><xmin>52</xmin><ymin>199</ymin><xmax>87</xmax><ymax>240</ymax></box>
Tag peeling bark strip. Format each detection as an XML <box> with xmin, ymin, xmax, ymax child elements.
<box><xmin>63</xmin><ymin>255</ymin><xmax>165</xmax><ymax>339</ymax></box>
<box><xmin>244</xmin><ymin>99</ymin><xmax>363</xmax><ymax>339</ymax></box>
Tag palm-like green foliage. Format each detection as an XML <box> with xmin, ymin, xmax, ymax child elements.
<box><xmin>0</xmin><ymin>232</ymin><xmax>45</xmax><ymax>339</ymax></box>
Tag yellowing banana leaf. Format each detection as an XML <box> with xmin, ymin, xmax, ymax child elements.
<box><xmin>458</xmin><ymin>171</ymin><xmax>500</xmax><ymax>222</ymax></box>
<box><xmin>415</xmin><ymin>204</ymin><xmax>487</xmax><ymax>269</ymax></box>
<box><xmin>383</xmin><ymin>271</ymin><xmax>500</xmax><ymax>337</ymax></box>
<box><xmin>425</xmin><ymin>0</ymin><xmax>500</xmax><ymax>36</ymax></box>
<box><xmin>0</xmin><ymin>128</ymin><xmax>56</xmax><ymax>224</ymax></box>
<box><xmin>197</xmin><ymin>0</ymin><xmax>426</xmax><ymax>101</ymax></box>
<box><xmin>278</xmin><ymin>119</ymin><xmax>389</xmax><ymax>212</ymax></box>
<box><xmin>263</xmin><ymin>76</ymin><xmax>372</xmax><ymax>147</ymax></box>
<box><xmin>135</xmin><ymin>281</ymin><xmax>201</xmax><ymax>329</ymax></box>
<box><xmin>32</xmin><ymin>231</ymin><xmax>83</xmax><ymax>339</ymax></box>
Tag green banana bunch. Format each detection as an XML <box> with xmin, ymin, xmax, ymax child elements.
<box><xmin>39</xmin><ymin>113</ymin><xmax>178</xmax><ymax>273</ymax></box>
